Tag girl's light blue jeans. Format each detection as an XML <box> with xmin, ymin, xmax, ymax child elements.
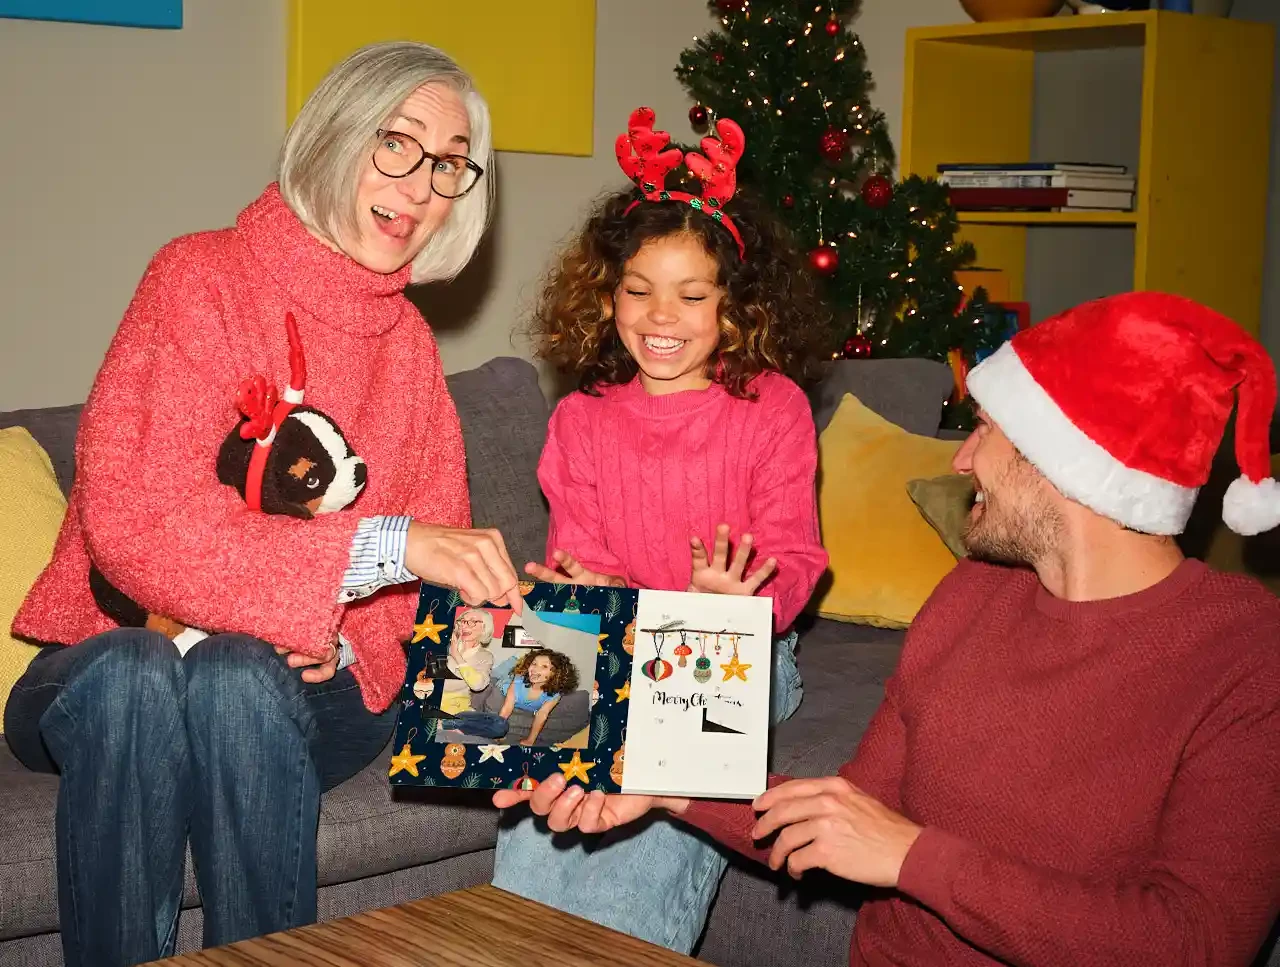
<box><xmin>492</xmin><ymin>631</ymin><xmax>803</xmax><ymax>954</ymax></box>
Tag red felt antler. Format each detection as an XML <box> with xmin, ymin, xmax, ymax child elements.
<box><xmin>236</xmin><ymin>374</ymin><xmax>279</xmax><ymax>442</ymax></box>
<box><xmin>615</xmin><ymin>107</ymin><xmax>684</xmax><ymax>195</ymax></box>
<box><xmin>684</xmin><ymin>118</ymin><xmax>745</xmax><ymax>210</ymax></box>
<box><xmin>615</xmin><ymin>107</ymin><xmax>747</xmax><ymax>258</ymax></box>
<box><xmin>284</xmin><ymin>311</ymin><xmax>306</xmax><ymax>402</ymax></box>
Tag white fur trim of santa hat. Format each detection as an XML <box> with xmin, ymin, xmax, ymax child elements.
<box><xmin>967</xmin><ymin>342</ymin><xmax>1197</xmax><ymax>535</ymax></box>
<box><xmin>1223</xmin><ymin>476</ymin><xmax>1280</xmax><ymax>536</ymax></box>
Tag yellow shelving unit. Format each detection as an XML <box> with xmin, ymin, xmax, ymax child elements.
<box><xmin>901</xmin><ymin>11</ymin><xmax>1274</xmax><ymax>333</ymax></box>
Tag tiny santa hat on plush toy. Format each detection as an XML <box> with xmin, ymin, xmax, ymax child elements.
<box><xmin>966</xmin><ymin>291</ymin><xmax>1280</xmax><ymax>537</ymax></box>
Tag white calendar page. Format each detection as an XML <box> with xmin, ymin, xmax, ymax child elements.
<box><xmin>621</xmin><ymin>589</ymin><xmax>773</xmax><ymax>799</ymax></box>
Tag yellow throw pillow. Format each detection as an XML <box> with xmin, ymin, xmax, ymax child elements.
<box><xmin>814</xmin><ymin>394</ymin><xmax>961</xmax><ymax>628</ymax></box>
<box><xmin>0</xmin><ymin>428</ymin><xmax>66</xmax><ymax>713</ymax></box>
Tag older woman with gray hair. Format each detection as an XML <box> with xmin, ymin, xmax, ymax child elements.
<box><xmin>4</xmin><ymin>42</ymin><xmax>519</xmax><ymax>967</ymax></box>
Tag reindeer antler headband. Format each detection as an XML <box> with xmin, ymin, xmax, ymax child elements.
<box><xmin>234</xmin><ymin>312</ymin><xmax>307</xmax><ymax>512</ymax></box>
<box><xmin>615</xmin><ymin>106</ymin><xmax>746</xmax><ymax>259</ymax></box>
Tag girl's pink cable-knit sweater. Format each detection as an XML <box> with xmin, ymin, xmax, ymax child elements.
<box><xmin>13</xmin><ymin>184</ymin><xmax>468</xmax><ymax>713</ymax></box>
<box><xmin>539</xmin><ymin>374</ymin><xmax>828</xmax><ymax>631</ymax></box>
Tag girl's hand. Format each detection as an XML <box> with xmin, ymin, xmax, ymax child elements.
<box><xmin>274</xmin><ymin>639</ymin><xmax>340</xmax><ymax>684</ymax></box>
<box><xmin>492</xmin><ymin>772</ymin><xmax>689</xmax><ymax>833</ymax></box>
<box><xmin>525</xmin><ymin>549</ymin><xmax>626</xmax><ymax>588</ymax></box>
<box><xmin>406</xmin><ymin>521</ymin><xmax>522</xmax><ymax>613</ymax></box>
<box><xmin>688</xmin><ymin>524</ymin><xmax>776</xmax><ymax>596</ymax></box>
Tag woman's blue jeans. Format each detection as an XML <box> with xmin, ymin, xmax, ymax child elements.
<box><xmin>491</xmin><ymin>630</ymin><xmax>804</xmax><ymax>954</ymax></box>
<box><xmin>3</xmin><ymin>628</ymin><xmax>397</xmax><ymax>967</ymax></box>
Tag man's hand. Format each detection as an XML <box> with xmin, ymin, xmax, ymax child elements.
<box><xmin>525</xmin><ymin>549</ymin><xmax>626</xmax><ymax>588</ymax></box>
<box><xmin>751</xmin><ymin>777</ymin><xmax>922</xmax><ymax>887</ymax></box>
<box><xmin>405</xmin><ymin>521</ymin><xmax>522</xmax><ymax>612</ymax></box>
<box><xmin>492</xmin><ymin>772</ymin><xmax>687</xmax><ymax>833</ymax></box>
<box><xmin>275</xmin><ymin>640</ymin><xmax>340</xmax><ymax>684</ymax></box>
<box><xmin>688</xmin><ymin>524</ymin><xmax>776</xmax><ymax>596</ymax></box>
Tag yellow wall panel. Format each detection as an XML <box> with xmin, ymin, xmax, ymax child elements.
<box><xmin>287</xmin><ymin>1</ymin><xmax>596</xmax><ymax>157</ymax></box>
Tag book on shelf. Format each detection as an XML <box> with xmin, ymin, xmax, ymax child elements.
<box><xmin>946</xmin><ymin>187</ymin><xmax>1134</xmax><ymax>212</ymax></box>
<box><xmin>937</xmin><ymin>161</ymin><xmax>1128</xmax><ymax>175</ymax></box>
<box><xmin>940</xmin><ymin>171</ymin><xmax>1136</xmax><ymax>192</ymax></box>
<box><xmin>388</xmin><ymin>582</ymin><xmax>774</xmax><ymax>799</ymax></box>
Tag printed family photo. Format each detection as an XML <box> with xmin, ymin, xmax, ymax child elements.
<box><xmin>432</xmin><ymin>605</ymin><xmax>601</xmax><ymax>750</ymax></box>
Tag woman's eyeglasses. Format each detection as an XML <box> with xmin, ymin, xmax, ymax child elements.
<box><xmin>372</xmin><ymin>129</ymin><xmax>484</xmax><ymax>199</ymax></box>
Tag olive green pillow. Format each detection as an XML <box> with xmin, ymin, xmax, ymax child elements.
<box><xmin>906</xmin><ymin>473</ymin><xmax>975</xmax><ymax>560</ymax></box>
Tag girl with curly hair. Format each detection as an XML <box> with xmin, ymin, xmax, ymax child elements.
<box><xmin>441</xmin><ymin>646</ymin><xmax>579</xmax><ymax>746</ymax></box>
<box><xmin>495</xmin><ymin>107</ymin><xmax>829</xmax><ymax>953</ymax></box>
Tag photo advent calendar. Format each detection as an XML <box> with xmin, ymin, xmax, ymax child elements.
<box><xmin>388</xmin><ymin>582</ymin><xmax>773</xmax><ymax>799</ymax></box>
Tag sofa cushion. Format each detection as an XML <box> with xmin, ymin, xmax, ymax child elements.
<box><xmin>907</xmin><ymin>472</ymin><xmax>975</xmax><ymax>560</ymax></box>
<box><xmin>809</xmin><ymin>358</ymin><xmax>954</xmax><ymax>437</ymax></box>
<box><xmin>0</xmin><ymin>430</ymin><xmax>66</xmax><ymax>712</ymax></box>
<box><xmin>0</xmin><ymin>406</ymin><xmax>81</xmax><ymax>497</ymax></box>
<box><xmin>445</xmin><ymin>357</ymin><xmax>550</xmax><ymax>570</ymax></box>
<box><xmin>813</xmin><ymin>394</ymin><xmax>961</xmax><ymax>629</ymax></box>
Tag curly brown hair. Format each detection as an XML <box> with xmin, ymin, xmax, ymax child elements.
<box><xmin>513</xmin><ymin>648</ymin><xmax>579</xmax><ymax>697</ymax></box>
<box><xmin>529</xmin><ymin>185</ymin><xmax>831</xmax><ymax>398</ymax></box>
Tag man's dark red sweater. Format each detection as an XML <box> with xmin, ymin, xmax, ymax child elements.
<box><xmin>684</xmin><ymin>558</ymin><xmax>1280</xmax><ymax>966</ymax></box>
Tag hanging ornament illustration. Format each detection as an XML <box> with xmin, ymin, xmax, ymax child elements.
<box><xmin>440</xmin><ymin>742</ymin><xmax>468</xmax><ymax>779</ymax></box>
<box><xmin>622</xmin><ymin>609</ymin><xmax>637</xmax><ymax>656</ymax></box>
<box><xmin>720</xmin><ymin>633</ymin><xmax>751</xmax><ymax>682</ymax></box>
<box><xmin>412</xmin><ymin>599</ymin><xmax>447</xmax><ymax>644</ymax></box>
<box><xmin>610</xmin><ymin>733</ymin><xmax>626</xmax><ymax>786</ymax></box>
<box><xmin>674</xmin><ymin>631</ymin><xmax>692</xmax><ymax>668</ymax></box>
<box><xmin>641</xmin><ymin>630</ymin><xmax>674</xmax><ymax>681</ymax></box>
<box><xmin>388</xmin><ymin>728</ymin><xmax>426</xmax><ymax>778</ymax></box>
<box><xmin>564</xmin><ymin>587</ymin><xmax>581</xmax><ymax>615</ymax></box>
<box><xmin>694</xmin><ymin>633</ymin><xmax>713</xmax><ymax>684</ymax></box>
<box><xmin>412</xmin><ymin>669</ymin><xmax>436</xmax><ymax>701</ymax></box>
<box><xmin>511</xmin><ymin>762</ymin><xmax>539</xmax><ymax>792</ymax></box>
<box><xmin>714</xmin><ymin>632</ymin><xmax>722</xmax><ymax>655</ymax></box>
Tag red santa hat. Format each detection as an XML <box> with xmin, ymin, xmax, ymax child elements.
<box><xmin>965</xmin><ymin>291</ymin><xmax>1280</xmax><ymax>537</ymax></box>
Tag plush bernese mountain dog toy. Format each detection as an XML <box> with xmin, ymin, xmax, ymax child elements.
<box><xmin>89</xmin><ymin>313</ymin><xmax>366</xmax><ymax>650</ymax></box>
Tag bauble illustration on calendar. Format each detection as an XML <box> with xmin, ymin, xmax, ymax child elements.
<box><xmin>390</xmin><ymin>582</ymin><xmax>773</xmax><ymax>800</ymax></box>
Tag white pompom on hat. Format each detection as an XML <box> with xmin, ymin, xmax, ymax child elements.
<box><xmin>965</xmin><ymin>291</ymin><xmax>1279</xmax><ymax>536</ymax></box>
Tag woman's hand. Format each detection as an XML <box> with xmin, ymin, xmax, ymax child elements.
<box><xmin>518</xmin><ymin>736</ymin><xmax>536</xmax><ymax>747</ymax></box>
<box><xmin>688</xmin><ymin>524</ymin><xmax>776</xmax><ymax>596</ymax></box>
<box><xmin>492</xmin><ymin>772</ymin><xmax>687</xmax><ymax>833</ymax></box>
<box><xmin>275</xmin><ymin>640</ymin><xmax>340</xmax><ymax>684</ymax></box>
<box><xmin>406</xmin><ymin>521</ymin><xmax>522</xmax><ymax>612</ymax></box>
<box><xmin>525</xmin><ymin>549</ymin><xmax>626</xmax><ymax>588</ymax></box>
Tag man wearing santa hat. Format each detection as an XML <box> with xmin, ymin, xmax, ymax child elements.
<box><xmin>500</xmin><ymin>291</ymin><xmax>1280</xmax><ymax>966</ymax></box>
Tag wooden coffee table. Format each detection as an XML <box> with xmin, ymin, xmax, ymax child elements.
<box><xmin>146</xmin><ymin>884</ymin><xmax>700</xmax><ymax>966</ymax></box>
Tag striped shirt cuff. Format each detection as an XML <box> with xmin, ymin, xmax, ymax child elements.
<box><xmin>339</xmin><ymin>515</ymin><xmax>415</xmax><ymax>604</ymax></box>
<box><xmin>336</xmin><ymin>633</ymin><xmax>358</xmax><ymax>671</ymax></box>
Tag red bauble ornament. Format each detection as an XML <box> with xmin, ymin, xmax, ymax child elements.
<box><xmin>819</xmin><ymin>127</ymin><xmax>849</xmax><ymax>163</ymax></box>
<box><xmin>808</xmin><ymin>246</ymin><xmax>839</xmax><ymax>276</ymax></box>
<box><xmin>825</xmin><ymin>19</ymin><xmax>840</xmax><ymax>36</ymax></box>
<box><xmin>713</xmin><ymin>52</ymin><xmax>725</xmax><ymax>65</ymax></box>
<box><xmin>782</xmin><ymin>194</ymin><xmax>795</xmax><ymax>209</ymax></box>
<box><xmin>861</xmin><ymin>174</ymin><xmax>894</xmax><ymax>208</ymax></box>
<box><xmin>842</xmin><ymin>334</ymin><xmax>873</xmax><ymax>358</ymax></box>
<box><xmin>689</xmin><ymin>104</ymin><xmax>709</xmax><ymax>128</ymax></box>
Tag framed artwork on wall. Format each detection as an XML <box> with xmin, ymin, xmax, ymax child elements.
<box><xmin>0</xmin><ymin>1</ymin><xmax>181</xmax><ymax>28</ymax></box>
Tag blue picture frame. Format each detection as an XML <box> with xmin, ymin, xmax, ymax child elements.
<box><xmin>389</xmin><ymin>582</ymin><xmax>635</xmax><ymax>794</ymax></box>
<box><xmin>0</xmin><ymin>0</ymin><xmax>182</xmax><ymax>29</ymax></box>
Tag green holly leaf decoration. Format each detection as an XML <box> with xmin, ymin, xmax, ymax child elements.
<box><xmin>461</xmin><ymin>772</ymin><xmax>483</xmax><ymax>788</ymax></box>
<box><xmin>607</xmin><ymin>652</ymin><xmax>621</xmax><ymax>680</ymax></box>
<box><xmin>606</xmin><ymin>590</ymin><xmax>622</xmax><ymax>620</ymax></box>
<box><xmin>593</xmin><ymin>714</ymin><xmax>610</xmax><ymax>748</ymax></box>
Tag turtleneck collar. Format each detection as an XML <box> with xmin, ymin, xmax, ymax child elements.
<box><xmin>235</xmin><ymin>183</ymin><xmax>413</xmax><ymax>337</ymax></box>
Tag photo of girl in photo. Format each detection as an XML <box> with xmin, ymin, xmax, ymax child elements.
<box><xmin>440</xmin><ymin>647</ymin><xmax>580</xmax><ymax>746</ymax></box>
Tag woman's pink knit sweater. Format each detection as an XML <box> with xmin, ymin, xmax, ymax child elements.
<box><xmin>14</xmin><ymin>184</ymin><xmax>467</xmax><ymax>713</ymax></box>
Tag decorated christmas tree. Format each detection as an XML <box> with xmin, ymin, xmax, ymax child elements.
<box><xmin>677</xmin><ymin>0</ymin><xmax>1007</xmax><ymax>424</ymax></box>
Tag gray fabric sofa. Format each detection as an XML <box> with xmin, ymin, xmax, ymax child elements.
<box><xmin>2</xmin><ymin>355</ymin><xmax>1276</xmax><ymax>967</ymax></box>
